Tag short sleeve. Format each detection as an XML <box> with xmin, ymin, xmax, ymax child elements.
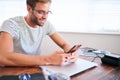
<box><xmin>43</xmin><ymin>21</ymin><xmax>56</xmax><ymax>36</ymax></box>
<box><xmin>0</xmin><ymin>19</ymin><xmax>19</xmax><ymax>39</ymax></box>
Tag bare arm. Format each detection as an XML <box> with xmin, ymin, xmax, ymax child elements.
<box><xmin>0</xmin><ymin>32</ymin><xmax>47</xmax><ymax>66</ymax></box>
<box><xmin>0</xmin><ymin>32</ymin><xmax>69</xmax><ymax>66</ymax></box>
<box><xmin>50</xmin><ymin>32</ymin><xmax>72</xmax><ymax>52</ymax></box>
<box><xmin>50</xmin><ymin>32</ymin><xmax>80</xmax><ymax>62</ymax></box>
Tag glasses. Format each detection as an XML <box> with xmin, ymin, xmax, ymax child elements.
<box><xmin>33</xmin><ymin>9</ymin><xmax>52</xmax><ymax>16</ymax></box>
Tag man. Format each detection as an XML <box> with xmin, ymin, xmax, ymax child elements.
<box><xmin>0</xmin><ymin>0</ymin><xmax>79</xmax><ymax>66</ymax></box>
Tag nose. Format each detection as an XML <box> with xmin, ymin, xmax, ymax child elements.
<box><xmin>42</xmin><ymin>14</ymin><xmax>48</xmax><ymax>19</ymax></box>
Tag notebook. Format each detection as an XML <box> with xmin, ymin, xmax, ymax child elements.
<box><xmin>42</xmin><ymin>58</ymin><xmax>98</xmax><ymax>77</ymax></box>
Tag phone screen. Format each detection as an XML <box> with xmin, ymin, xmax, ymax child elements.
<box><xmin>66</xmin><ymin>45</ymin><xmax>81</xmax><ymax>53</ymax></box>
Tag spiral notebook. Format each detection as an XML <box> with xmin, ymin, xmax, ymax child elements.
<box><xmin>43</xmin><ymin>58</ymin><xmax>98</xmax><ymax>77</ymax></box>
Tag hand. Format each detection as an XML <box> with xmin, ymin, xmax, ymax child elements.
<box><xmin>67</xmin><ymin>50</ymin><xmax>79</xmax><ymax>63</ymax></box>
<box><xmin>48</xmin><ymin>50</ymin><xmax>71</xmax><ymax>65</ymax></box>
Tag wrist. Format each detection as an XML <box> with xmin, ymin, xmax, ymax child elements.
<box><xmin>38</xmin><ymin>55</ymin><xmax>51</xmax><ymax>66</ymax></box>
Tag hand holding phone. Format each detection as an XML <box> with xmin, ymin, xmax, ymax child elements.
<box><xmin>66</xmin><ymin>45</ymin><xmax>81</xmax><ymax>53</ymax></box>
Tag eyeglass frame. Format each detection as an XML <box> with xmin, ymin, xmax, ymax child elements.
<box><xmin>33</xmin><ymin>9</ymin><xmax>52</xmax><ymax>16</ymax></box>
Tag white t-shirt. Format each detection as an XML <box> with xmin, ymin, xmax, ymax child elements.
<box><xmin>0</xmin><ymin>16</ymin><xmax>56</xmax><ymax>55</ymax></box>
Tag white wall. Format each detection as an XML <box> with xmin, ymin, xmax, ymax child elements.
<box><xmin>41</xmin><ymin>32</ymin><xmax>120</xmax><ymax>55</ymax></box>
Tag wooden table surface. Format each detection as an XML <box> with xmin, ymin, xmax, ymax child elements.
<box><xmin>0</xmin><ymin>55</ymin><xmax>120</xmax><ymax>80</ymax></box>
<box><xmin>73</xmin><ymin>56</ymin><xmax>120</xmax><ymax>80</ymax></box>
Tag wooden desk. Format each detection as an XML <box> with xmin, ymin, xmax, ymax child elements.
<box><xmin>71</xmin><ymin>56</ymin><xmax>120</xmax><ymax>80</ymax></box>
<box><xmin>0</xmin><ymin>56</ymin><xmax>120</xmax><ymax>80</ymax></box>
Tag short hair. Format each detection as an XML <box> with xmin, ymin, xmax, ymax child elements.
<box><xmin>27</xmin><ymin>0</ymin><xmax>51</xmax><ymax>9</ymax></box>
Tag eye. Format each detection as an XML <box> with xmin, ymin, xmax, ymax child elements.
<box><xmin>37</xmin><ymin>10</ymin><xmax>44</xmax><ymax>14</ymax></box>
<box><xmin>33</xmin><ymin>9</ymin><xmax>52</xmax><ymax>15</ymax></box>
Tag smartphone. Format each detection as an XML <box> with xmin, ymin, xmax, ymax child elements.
<box><xmin>66</xmin><ymin>45</ymin><xmax>82</xmax><ymax>53</ymax></box>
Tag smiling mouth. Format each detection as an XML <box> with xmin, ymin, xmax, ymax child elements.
<box><xmin>40</xmin><ymin>20</ymin><xmax>45</xmax><ymax>24</ymax></box>
<box><xmin>37</xmin><ymin>19</ymin><xmax>45</xmax><ymax>25</ymax></box>
<box><xmin>40</xmin><ymin>18</ymin><xmax>46</xmax><ymax>22</ymax></box>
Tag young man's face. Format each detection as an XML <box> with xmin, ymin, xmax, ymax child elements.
<box><xmin>29</xmin><ymin>2</ymin><xmax>51</xmax><ymax>26</ymax></box>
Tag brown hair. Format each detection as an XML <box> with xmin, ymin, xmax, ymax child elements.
<box><xmin>27</xmin><ymin>0</ymin><xmax>51</xmax><ymax>9</ymax></box>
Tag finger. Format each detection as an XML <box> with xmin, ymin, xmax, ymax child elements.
<box><xmin>63</xmin><ymin>56</ymin><xmax>68</xmax><ymax>63</ymax></box>
<box><xmin>70</xmin><ymin>54</ymin><xmax>77</xmax><ymax>59</ymax></box>
<box><xmin>62</xmin><ymin>54</ymin><xmax>71</xmax><ymax>63</ymax></box>
<box><xmin>71</xmin><ymin>52</ymin><xmax>79</xmax><ymax>58</ymax></box>
<box><xmin>69</xmin><ymin>57</ymin><xmax>78</xmax><ymax>62</ymax></box>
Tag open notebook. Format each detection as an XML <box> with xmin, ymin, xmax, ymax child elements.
<box><xmin>42</xmin><ymin>58</ymin><xmax>98</xmax><ymax>77</ymax></box>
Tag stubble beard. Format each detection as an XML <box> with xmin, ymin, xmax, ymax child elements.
<box><xmin>30</xmin><ymin>13</ymin><xmax>44</xmax><ymax>26</ymax></box>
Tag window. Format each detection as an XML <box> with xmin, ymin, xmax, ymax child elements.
<box><xmin>0</xmin><ymin>0</ymin><xmax>26</xmax><ymax>24</ymax></box>
<box><xmin>0</xmin><ymin>0</ymin><xmax>120</xmax><ymax>34</ymax></box>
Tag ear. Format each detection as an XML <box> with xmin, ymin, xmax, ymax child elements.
<box><xmin>27</xmin><ymin>5</ymin><xmax>32</xmax><ymax>12</ymax></box>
